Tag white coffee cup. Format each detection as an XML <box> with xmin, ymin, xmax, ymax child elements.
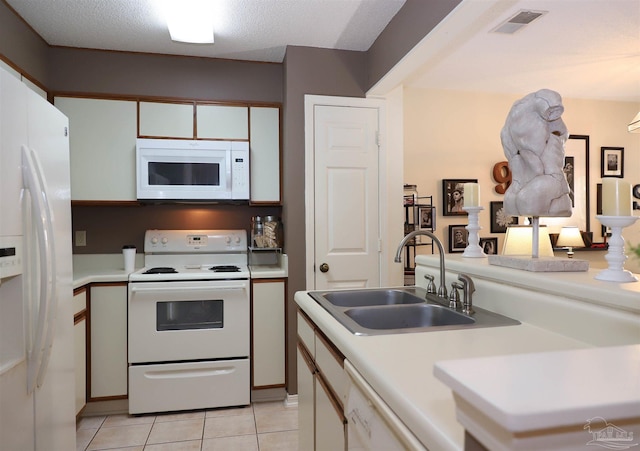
<box><xmin>123</xmin><ymin>245</ymin><xmax>136</xmax><ymax>273</ymax></box>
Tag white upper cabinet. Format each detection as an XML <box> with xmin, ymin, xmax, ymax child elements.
<box><xmin>249</xmin><ymin>107</ymin><xmax>280</xmax><ymax>203</ymax></box>
<box><xmin>54</xmin><ymin>97</ymin><xmax>137</xmax><ymax>201</ymax></box>
<box><xmin>196</xmin><ymin>105</ymin><xmax>249</xmax><ymax>139</ymax></box>
<box><xmin>139</xmin><ymin>101</ymin><xmax>194</xmax><ymax>138</ymax></box>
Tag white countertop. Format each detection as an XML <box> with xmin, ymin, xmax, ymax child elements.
<box><xmin>434</xmin><ymin>344</ymin><xmax>640</xmax><ymax>433</ymax></box>
<box><xmin>295</xmin><ymin>290</ymin><xmax>589</xmax><ymax>450</ymax></box>
<box><xmin>73</xmin><ymin>254</ymin><xmax>137</xmax><ymax>289</ymax></box>
<box><xmin>73</xmin><ymin>253</ymin><xmax>288</xmax><ymax>289</ymax></box>
<box><xmin>296</xmin><ymin>255</ymin><xmax>640</xmax><ymax>450</ymax></box>
<box><xmin>250</xmin><ymin>254</ymin><xmax>288</xmax><ymax>278</ymax></box>
<box><xmin>417</xmin><ymin>254</ymin><xmax>640</xmax><ymax>314</ymax></box>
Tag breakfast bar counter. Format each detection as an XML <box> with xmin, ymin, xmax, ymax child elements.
<box><xmin>295</xmin><ymin>255</ymin><xmax>640</xmax><ymax>450</ymax></box>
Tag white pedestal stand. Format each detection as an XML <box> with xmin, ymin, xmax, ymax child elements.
<box><xmin>462</xmin><ymin>206</ymin><xmax>486</xmax><ymax>258</ymax></box>
<box><xmin>595</xmin><ymin>215</ymin><xmax>639</xmax><ymax>283</ymax></box>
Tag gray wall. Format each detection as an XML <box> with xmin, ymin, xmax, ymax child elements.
<box><xmin>282</xmin><ymin>46</ymin><xmax>368</xmax><ymax>392</ymax></box>
<box><xmin>366</xmin><ymin>0</ymin><xmax>463</xmax><ymax>89</ymax></box>
<box><xmin>0</xmin><ymin>0</ymin><xmax>49</xmax><ymax>87</ymax></box>
<box><xmin>48</xmin><ymin>47</ymin><xmax>282</xmax><ymax>102</ymax></box>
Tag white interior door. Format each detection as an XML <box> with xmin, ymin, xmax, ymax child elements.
<box><xmin>312</xmin><ymin>104</ymin><xmax>380</xmax><ymax>290</ymax></box>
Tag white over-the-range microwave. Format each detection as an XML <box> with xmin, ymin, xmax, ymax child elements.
<box><xmin>136</xmin><ymin>138</ymin><xmax>250</xmax><ymax>201</ymax></box>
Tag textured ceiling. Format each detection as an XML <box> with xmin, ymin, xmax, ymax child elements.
<box><xmin>390</xmin><ymin>0</ymin><xmax>640</xmax><ymax>102</ymax></box>
<box><xmin>5</xmin><ymin>0</ymin><xmax>640</xmax><ymax>102</ymax></box>
<box><xmin>5</xmin><ymin>0</ymin><xmax>406</xmax><ymax>63</ymax></box>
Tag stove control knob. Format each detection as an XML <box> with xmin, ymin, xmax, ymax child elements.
<box><xmin>150</xmin><ymin>237</ymin><xmax>158</xmax><ymax>244</ymax></box>
<box><xmin>225</xmin><ymin>236</ymin><xmax>232</xmax><ymax>244</ymax></box>
<box><xmin>161</xmin><ymin>237</ymin><xmax>169</xmax><ymax>244</ymax></box>
<box><xmin>233</xmin><ymin>235</ymin><xmax>241</xmax><ymax>244</ymax></box>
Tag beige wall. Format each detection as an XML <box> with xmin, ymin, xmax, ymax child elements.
<box><xmin>404</xmin><ymin>87</ymin><xmax>640</xmax><ymax>272</ymax></box>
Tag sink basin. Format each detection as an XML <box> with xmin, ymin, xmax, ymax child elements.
<box><xmin>308</xmin><ymin>286</ymin><xmax>520</xmax><ymax>335</ymax></box>
<box><xmin>321</xmin><ymin>289</ymin><xmax>424</xmax><ymax>307</ymax></box>
<box><xmin>344</xmin><ymin>304</ymin><xmax>475</xmax><ymax>330</ymax></box>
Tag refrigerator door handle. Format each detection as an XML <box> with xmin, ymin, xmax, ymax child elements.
<box><xmin>22</xmin><ymin>146</ymin><xmax>57</xmax><ymax>393</ymax></box>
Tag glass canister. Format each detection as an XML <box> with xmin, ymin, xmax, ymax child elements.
<box><xmin>251</xmin><ymin>216</ymin><xmax>264</xmax><ymax>247</ymax></box>
<box><xmin>263</xmin><ymin>215</ymin><xmax>283</xmax><ymax>248</ymax></box>
<box><xmin>404</xmin><ymin>184</ymin><xmax>418</xmax><ymax>206</ymax></box>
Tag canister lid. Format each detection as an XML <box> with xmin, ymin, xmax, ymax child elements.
<box><xmin>122</xmin><ymin>244</ymin><xmax>136</xmax><ymax>249</ymax></box>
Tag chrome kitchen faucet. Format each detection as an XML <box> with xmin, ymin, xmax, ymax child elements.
<box><xmin>394</xmin><ymin>230</ymin><xmax>447</xmax><ymax>298</ymax></box>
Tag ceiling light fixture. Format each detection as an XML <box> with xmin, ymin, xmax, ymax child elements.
<box><xmin>628</xmin><ymin>112</ymin><xmax>640</xmax><ymax>133</ymax></box>
<box><xmin>163</xmin><ymin>0</ymin><xmax>214</xmax><ymax>44</ymax></box>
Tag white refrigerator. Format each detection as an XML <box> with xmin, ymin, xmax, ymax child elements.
<box><xmin>0</xmin><ymin>66</ymin><xmax>75</xmax><ymax>450</ymax></box>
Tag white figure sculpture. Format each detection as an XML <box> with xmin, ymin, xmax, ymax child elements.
<box><xmin>500</xmin><ymin>89</ymin><xmax>572</xmax><ymax>217</ymax></box>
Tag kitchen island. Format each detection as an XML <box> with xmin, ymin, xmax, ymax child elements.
<box><xmin>294</xmin><ymin>255</ymin><xmax>640</xmax><ymax>450</ymax></box>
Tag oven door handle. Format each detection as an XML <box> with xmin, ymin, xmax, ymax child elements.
<box><xmin>130</xmin><ymin>285</ymin><xmax>247</xmax><ymax>293</ymax></box>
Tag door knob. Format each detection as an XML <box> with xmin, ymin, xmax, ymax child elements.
<box><xmin>319</xmin><ymin>263</ymin><xmax>329</xmax><ymax>273</ymax></box>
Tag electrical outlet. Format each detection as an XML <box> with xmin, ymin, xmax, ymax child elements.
<box><xmin>75</xmin><ymin>230</ymin><xmax>86</xmax><ymax>247</ymax></box>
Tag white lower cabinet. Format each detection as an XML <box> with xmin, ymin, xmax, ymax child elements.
<box><xmin>345</xmin><ymin>360</ymin><xmax>425</xmax><ymax>450</ymax></box>
<box><xmin>73</xmin><ymin>288</ymin><xmax>87</xmax><ymax>415</ymax></box>
<box><xmin>297</xmin><ymin>346</ymin><xmax>316</xmax><ymax>451</ymax></box>
<box><xmin>252</xmin><ymin>279</ymin><xmax>286</xmax><ymax>388</ymax></box>
<box><xmin>89</xmin><ymin>284</ymin><xmax>128</xmax><ymax>400</ymax></box>
<box><xmin>297</xmin><ymin>310</ymin><xmax>347</xmax><ymax>451</ymax></box>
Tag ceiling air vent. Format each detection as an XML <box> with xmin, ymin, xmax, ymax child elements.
<box><xmin>492</xmin><ymin>10</ymin><xmax>547</xmax><ymax>34</ymax></box>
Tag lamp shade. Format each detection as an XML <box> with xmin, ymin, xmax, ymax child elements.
<box><xmin>502</xmin><ymin>225</ymin><xmax>554</xmax><ymax>257</ymax></box>
<box><xmin>556</xmin><ymin>226</ymin><xmax>585</xmax><ymax>248</ymax></box>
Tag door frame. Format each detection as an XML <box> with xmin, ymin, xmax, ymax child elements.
<box><xmin>304</xmin><ymin>95</ymin><xmax>390</xmax><ymax>290</ymax></box>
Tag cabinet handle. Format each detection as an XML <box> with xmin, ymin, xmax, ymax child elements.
<box><xmin>319</xmin><ymin>263</ymin><xmax>329</xmax><ymax>273</ymax></box>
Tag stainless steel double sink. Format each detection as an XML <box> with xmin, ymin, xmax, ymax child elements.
<box><xmin>308</xmin><ymin>286</ymin><xmax>520</xmax><ymax>335</ymax></box>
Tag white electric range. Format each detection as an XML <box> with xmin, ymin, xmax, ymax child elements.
<box><xmin>127</xmin><ymin>230</ymin><xmax>250</xmax><ymax>415</ymax></box>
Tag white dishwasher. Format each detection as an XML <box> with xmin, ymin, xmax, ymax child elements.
<box><xmin>345</xmin><ymin>361</ymin><xmax>426</xmax><ymax>450</ymax></box>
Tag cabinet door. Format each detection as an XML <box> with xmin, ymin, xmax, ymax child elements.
<box><xmin>54</xmin><ymin>97</ymin><xmax>137</xmax><ymax>201</ymax></box>
<box><xmin>74</xmin><ymin>315</ymin><xmax>86</xmax><ymax>415</ymax></box>
<box><xmin>297</xmin><ymin>345</ymin><xmax>315</xmax><ymax>451</ymax></box>
<box><xmin>89</xmin><ymin>284</ymin><xmax>128</xmax><ymax>399</ymax></box>
<box><xmin>196</xmin><ymin>104</ymin><xmax>248</xmax><ymax>139</ymax></box>
<box><xmin>249</xmin><ymin>106</ymin><xmax>280</xmax><ymax>203</ymax></box>
<box><xmin>252</xmin><ymin>280</ymin><xmax>285</xmax><ymax>387</ymax></box>
<box><xmin>73</xmin><ymin>289</ymin><xmax>87</xmax><ymax>415</ymax></box>
<box><xmin>139</xmin><ymin>101</ymin><xmax>194</xmax><ymax>138</ymax></box>
<box><xmin>316</xmin><ymin>373</ymin><xmax>346</xmax><ymax>451</ymax></box>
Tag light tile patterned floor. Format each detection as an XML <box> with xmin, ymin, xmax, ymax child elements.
<box><xmin>76</xmin><ymin>401</ymin><xmax>298</xmax><ymax>451</ymax></box>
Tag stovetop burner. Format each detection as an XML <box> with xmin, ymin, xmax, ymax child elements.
<box><xmin>144</xmin><ymin>267</ymin><xmax>178</xmax><ymax>274</ymax></box>
<box><xmin>209</xmin><ymin>265</ymin><xmax>241</xmax><ymax>273</ymax></box>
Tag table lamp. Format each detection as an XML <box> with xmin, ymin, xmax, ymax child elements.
<box><xmin>555</xmin><ymin>226</ymin><xmax>585</xmax><ymax>258</ymax></box>
<box><xmin>501</xmin><ymin>225</ymin><xmax>554</xmax><ymax>257</ymax></box>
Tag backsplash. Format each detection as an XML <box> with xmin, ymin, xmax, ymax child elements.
<box><xmin>71</xmin><ymin>204</ymin><xmax>282</xmax><ymax>254</ymax></box>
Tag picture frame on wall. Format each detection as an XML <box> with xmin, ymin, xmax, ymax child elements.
<box><xmin>490</xmin><ymin>201</ymin><xmax>518</xmax><ymax>233</ymax></box>
<box><xmin>418</xmin><ymin>206</ymin><xmax>435</xmax><ymax>230</ymax></box>
<box><xmin>442</xmin><ymin>179</ymin><xmax>477</xmax><ymax>216</ymax></box>
<box><xmin>601</xmin><ymin>146</ymin><xmax>624</xmax><ymax>178</ymax></box>
<box><xmin>479</xmin><ymin>237</ymin><xmax>498</xmax><ymax>255</ymax></box>
<box><xmin>542</xmin><ymin>135</ymin><xmax>591</xmax><ymax>234</ymax></box>
<box><xmin>448</xmin><ymin>225</ymin><xmax>468</xmax><ymax>253</ymax></box>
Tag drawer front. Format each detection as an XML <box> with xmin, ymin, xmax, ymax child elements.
<box><xmin>73</xmin><ymin>289</ymin><xmax>87</xmax><ymax>316</ymax></box>
<box><xmin>128</xmin><ymin>359</ymin><xmax>250</xmax><ymax>414</ymax></box>
<box><xmin>315</xmin><ymin>331</ymin><xmax>345</xmax><ymax>403</ymax></box>
<box><xmin>297</xmin><ymin>311</ymin><xmax>315</xmax><ymax>357</ymax></box>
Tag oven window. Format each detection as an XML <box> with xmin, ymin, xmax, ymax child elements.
<box><xmin>156</xmin><ymin>300</ymin><xmax>223</xmax><ymax>331</ymax></box>
<box><xmin>148</xmin><ymin>162</ymin><xmax>220</xmax><ymax>186</ymax></box>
